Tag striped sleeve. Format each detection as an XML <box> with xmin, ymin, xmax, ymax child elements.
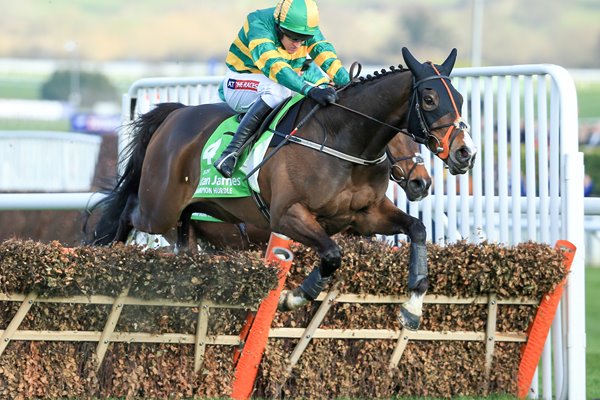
<box><xmin>307</xmin><ymin>32</ymin><xmax>350</xmax><ymax>86</ymax></box>
<box><xmin>245</xmin><ymin>11</ymin><xmax>311</xmax><ymax>94</ymax></box>
<box><xmin>225</xmin><ymin>8</ymin><xmax>348</xmax><ymax>95</ymax></box>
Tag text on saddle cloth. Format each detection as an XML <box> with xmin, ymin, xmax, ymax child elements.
<box><xmin>194</xmin><ymin>95</ymin><xmax>304</xmax><ymax>200</ymax></box>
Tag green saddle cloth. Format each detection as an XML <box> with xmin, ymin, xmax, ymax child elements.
<box><xmin>193</xmin><ymin>94</ymin><xmax>303</xmax><ymax>201</ymax></box>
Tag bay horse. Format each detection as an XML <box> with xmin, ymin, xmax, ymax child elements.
<box><xmin>89</xmin><ymin>47</ymin><xmax>476</xmax><ymax>330</ymax></box>
<box><xmin>188</xmin><ymin>129</ymin><xmax>431</xmax><ymax>251</ymax></box>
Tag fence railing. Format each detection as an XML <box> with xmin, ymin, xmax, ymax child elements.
<box><xmin>0</xmin><ymin>290</ymin><xmax>534</xmax><ymax>384</ymax></box>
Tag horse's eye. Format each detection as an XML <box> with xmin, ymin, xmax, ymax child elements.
<box><xmin>422</xmin><ymin>95</ymin><xmax>437</xmax><ymax>110</ymax></box>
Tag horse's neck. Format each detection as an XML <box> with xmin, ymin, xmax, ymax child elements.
<box><xmin>338</xmin><ymin>72</ymin><xmax>413</xmax><ymax>158</ymax></box>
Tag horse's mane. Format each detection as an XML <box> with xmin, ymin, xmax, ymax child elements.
<box><xmin>348</xmin><ymin>64</ymin><xmax>408</xmax><ymax>88</ymax></box>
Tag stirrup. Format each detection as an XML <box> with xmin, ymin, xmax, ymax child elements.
<box><xmin>214</xmin><ymin>152</ymin><xmax>238</xmax><ymax>178</ymax></box>
<box><xmin>214</xmin><ymin>152</ymin><xmax>237</xmax><ymax>169</ymax></box>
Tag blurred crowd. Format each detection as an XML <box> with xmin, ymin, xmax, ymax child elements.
<box><xmin>581</xmin><ymin>121</ymin><xmax>600</xmax><ymax>148</ymax></box>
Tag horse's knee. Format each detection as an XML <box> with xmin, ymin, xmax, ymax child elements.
<box><xmin>319</xmin><ymin>246</ymin><xmax>342</xmax><ymax>277</ymax></box>
<box><xmin>408</xmin><ymin>219</ymin><xmax>426</xmax><ymax>243</ymax></box>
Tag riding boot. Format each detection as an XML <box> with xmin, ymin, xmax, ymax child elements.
<box><xmin>213</xmin><ymin>98</ymin><xmax>273</xmax><ymax>178</ymax></box>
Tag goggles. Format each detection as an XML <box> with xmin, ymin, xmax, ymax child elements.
<box><xmin>279</xmin><ymin>26</ymin><xmax>313</xmax><ymax>42</ymax></box>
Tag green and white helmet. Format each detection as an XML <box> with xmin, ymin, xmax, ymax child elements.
<box><xmin>274</xmin><ymin>0</ymin><xmax>320</xmax><ymax>39</ymax></box>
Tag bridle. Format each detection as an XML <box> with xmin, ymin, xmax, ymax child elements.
<box><xmin>386</xmin><ymin>149</ymin><xmax>424</xmax><ymax>184</ymax></box>
<box><xmin>331</xmin><ymin>62</ymin><xmax>469</xmax><ymax>161</ymax></box>
<box><xmin>407</xmin><ymin>62</ymin><xmax>470</xmax><ymax>160</ymax></box>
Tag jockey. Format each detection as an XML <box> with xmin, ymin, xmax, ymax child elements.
<box><xmin>213</xmin><ymin>0</ymin><xmax>350</xmax><ymax>178</ymax></box>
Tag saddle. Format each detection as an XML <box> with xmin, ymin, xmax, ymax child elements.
<box><xmin>238</xmin><ymin>95</ymin><xmax>304</xmax><ymax>151</ymax></box>
<box><xmin>194</xmin><ymin>95</ymin><xmax>305</xmax><ymax>200</ymax></box>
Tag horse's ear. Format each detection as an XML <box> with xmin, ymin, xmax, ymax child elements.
<box><xmin>402</xmin><ymin>47</ymin><xmax>426</xmax><ymax>79</ymax></box>
<box><xmin>440</xmin><ymin>48</ymin><xmax>458</xmax><ymax>75</ymax></box>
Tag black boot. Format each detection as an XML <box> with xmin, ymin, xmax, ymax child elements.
<box><xmin>214</xmin><ymin>98</ymin><xmax>272</xmax><ymax>178</ymax></box>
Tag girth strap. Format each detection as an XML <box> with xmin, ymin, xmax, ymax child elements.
<box><xmin>271</xmin><ymin>130</ymin><xmax>388</xmax><ymax>166</ymax></box>
<box><xmin>251</xmin><ymin>189</ymin><xmax>271</xmax><ymax>223</ymax></box>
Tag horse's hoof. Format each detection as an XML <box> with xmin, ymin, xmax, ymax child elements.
<box><xmin>278</xmin><ymin>289</ymin><xmax>309</xmax><ymax>312</ymax></box>
<box><xmin>399</xmin><ymin>305</ymin><xmax>421</xmax><ymax>331</ymax></box>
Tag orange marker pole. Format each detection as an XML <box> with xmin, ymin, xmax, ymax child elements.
<box><xmin>231</xmin><ymin>233</ymin><xmax>293</xmax><ymax>400</ymax></box>
<box><xmin>517</xmin><ymin>240</ymin><xmax>576</xmax><ymax>399</ymax></box>
<box><xmin>233</xmin><ymin>233</ymin><xmax>292</xmax><ymax>366</ymax></box>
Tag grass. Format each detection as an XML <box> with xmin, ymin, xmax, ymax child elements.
<box><xmin>577</xmin><ymin>83</ymin><xmax>600</xmax><ymax>121</ymax></box>
<box><xmin>587</xmin><ymin>267</ymin><xmax>600</xmax><ymax>399</ymax></box>
<box><xmin>0</xmin><ymin>77</ymin><xmax>42</xmax><ymax>99</ymax></box>
<box><xmin>0</xmin><ymin>118</ymin><xmax>70</xmax><ymax>131</ymax></box>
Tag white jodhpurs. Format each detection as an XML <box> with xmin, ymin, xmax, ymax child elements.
<box><xmin>221</xmin><ymin>70</ymin><xmax>294</xmax><ymax>112</ymax></box>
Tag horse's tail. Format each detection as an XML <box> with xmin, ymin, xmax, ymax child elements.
<box><xmin>85</xmin><ymin>102</ymin><xmax>187</xmax><ymax>245</ymax></box>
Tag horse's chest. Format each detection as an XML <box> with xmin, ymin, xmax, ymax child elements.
<box><xmin>330</xmin><ymin>186</ymin><xmax>379</xmax><ymax>213</ymax></box>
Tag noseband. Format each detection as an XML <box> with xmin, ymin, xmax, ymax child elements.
<box><xmin>386</xmin><ymin>149</ymin><xmax>425</xmax><ymax>184</ymax></box>
<box><xmin>408</xmin><ymin>62</ymin><xmax>469</xmax><ymax>160</ymax></box>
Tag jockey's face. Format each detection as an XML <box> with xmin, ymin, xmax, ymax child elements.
<box><xmin>281</xmin><ymin>34</ymin><xmax>304</xmax><ymax>54</ymax></box>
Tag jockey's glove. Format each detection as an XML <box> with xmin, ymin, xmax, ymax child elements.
<box><xmin>307</xmin><ymin>86</ymin><xmax>338</xmax><ymax>106</ymax></box>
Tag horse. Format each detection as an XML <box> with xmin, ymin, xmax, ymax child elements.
<box><xmin>88</xmin><ymin>47</ymin><xmax>476</xmax><ymax>330</ymax></box>
<box><xmin>187</xmin><ymin>129</ymin><xmax>431</xmax><ymax>251</ymax></box>
<box><xmin>386</xmin><ymin>130</ymin><xmax>430</xmax><ymax>201</ymax></box>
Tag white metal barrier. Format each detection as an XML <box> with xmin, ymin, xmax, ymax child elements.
<box><xmin>394</xmin><ymin>65</ymin><xmax>585</xmax><ymax>400</ymax></box>
<box><xmin>119</xmin><ymin>76</ymin><xmax>223</xmax><ymax>161</ymax></box>
<box><xmin>0</xmin><ymin>131</ymin><xmax>102</xmax><ymax>192</ymax></box>
<box><xmin>0</xmin><ymin>65</ymin><xmax>587</xmax><ymax>399</ymax></box>
<box><xmin>432</xmin><ymin>65</ymin><xmax>585</xmax><ymax>400</ymax></box>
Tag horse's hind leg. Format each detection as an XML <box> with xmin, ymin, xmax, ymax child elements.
<box><xmin>274</xmin><ymin>203</ymin><xmax>342</xmax><ymax>311</ymax></box>
<box><xmin>114</xmin><ymin>195</ymin><xmax>138</xmax><ymax>243</ymax></box>
<box><xmin>175</xmin><ymin>206</ymin><xmax>196</xmax><ymax>254</ymax></box>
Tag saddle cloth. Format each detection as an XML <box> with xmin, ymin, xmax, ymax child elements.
<box><xmin>193</xmin><ymin>94</ymin><xmax>303</xmax><ymax>200</ymax></box>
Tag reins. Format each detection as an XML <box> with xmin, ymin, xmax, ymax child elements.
<box><xmin>244</xmin><ymin>62</ymin><xmax>385</xmax><ymax>179</ymax></box>
<box><xmin>331</xmin><ymin>62</ymin><xmax>416</xmax><ymax>141</ymax></box>
<box><xmin>332</xmin><ymin>61</ymin><xmax>469</xmax><ymax>161</ymax></box>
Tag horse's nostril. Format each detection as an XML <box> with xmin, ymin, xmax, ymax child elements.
<box><xmin>409</xmin><ymin>178</ymin><xmax>430</xmax><ymax>193</ymax></box>
<box><xmin>409</xmin><ymin>179</ymin><xmax>423</xmax><ymax>191</ymax></box>
<box><xmin>456</xmin><ymin>146</ymin><xmax>472</xmax><ymax>163</ymax></box>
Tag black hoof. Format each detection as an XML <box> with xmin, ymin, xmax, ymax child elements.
<box><xmin>399</xmin><ymin>306</ymin><xmax>421</xmax><ymax>331</ymax></box>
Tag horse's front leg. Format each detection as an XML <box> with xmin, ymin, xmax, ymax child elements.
<box><xmin>272</xmin><ymin>203</ymin><xmax>341</xmax><ymax>311</ymax></box>
<box><xmin>354</xmin><ymin>198</ymin><xmax>427</xmax><ymax>330</ymax></box>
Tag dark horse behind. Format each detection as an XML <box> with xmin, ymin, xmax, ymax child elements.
<box><xmin>87</xmin><ymin>48</ymin><xmax>476</xmax><ymax>330</ymax></box>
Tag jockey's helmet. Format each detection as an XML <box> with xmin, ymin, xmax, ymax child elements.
<box><xmin>274</xmin><ymin>0</ymin><xmax>319</xmax><ymax>40</ymax></box>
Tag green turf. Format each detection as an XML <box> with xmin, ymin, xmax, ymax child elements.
<box><xmin>0</xmin><ymin>78</ymin><xmax>42</xmax><ymax>100</ymax></box>
<box><xmin>0</xmin><ymin>119</ymin><xmax>70</xmax><ymax>131</ymax></box>
<box><xmin>577</xmin><ymin>83</ymin><xmax>600</xmax><ymax>120</ymax></box>
<box><xmin>587</xmin><ymin>267</ymin><xmax>600</xmax><ymax>399</ymax></box>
